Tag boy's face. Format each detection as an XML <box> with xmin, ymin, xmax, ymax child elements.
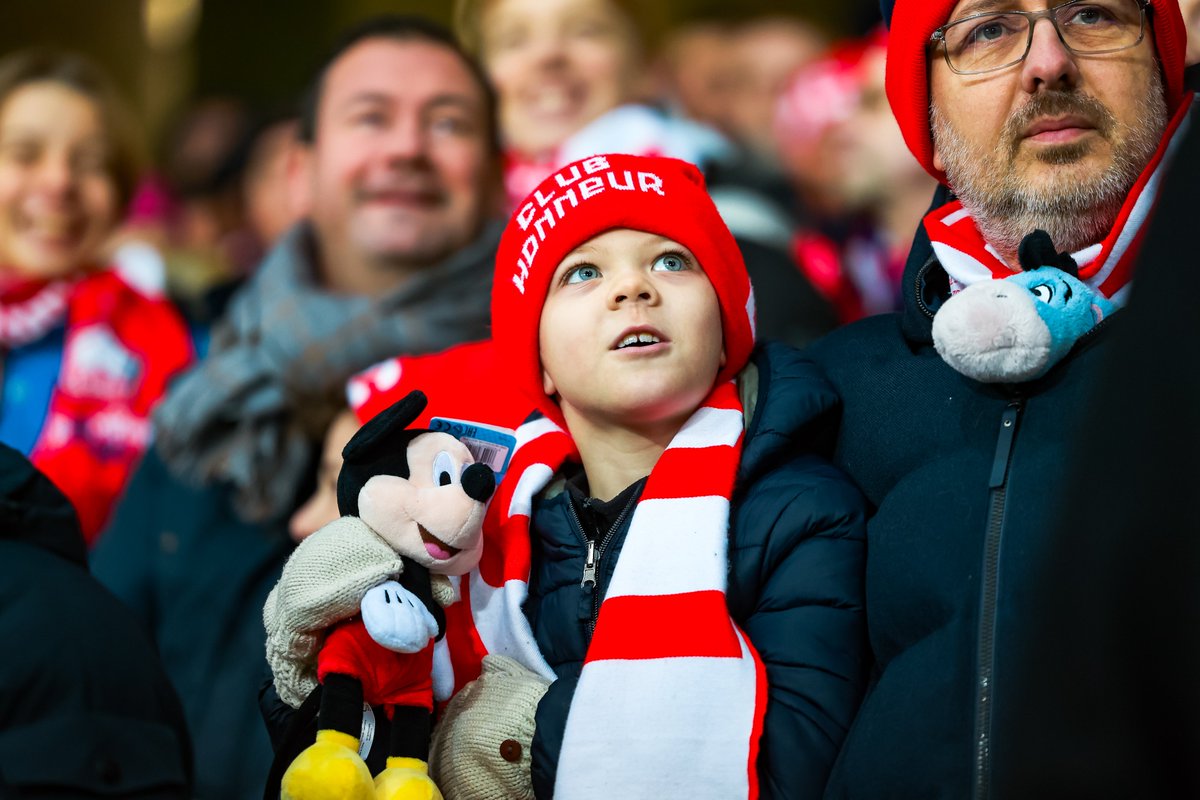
<box><xmin>288</xmin><ymin>410</ymin><xmax>360</xmax><ymax>543</ymax></box>
<box><xmin>538</xmin><ymin>228</ymin><xmax>725</xmax><ymax>430</ymax></box>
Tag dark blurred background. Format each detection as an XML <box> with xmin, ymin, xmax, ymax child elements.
<box><xmin>0</xmin><ymin>0</ymin><xmax>880</xmax><ymax>149</ymax></box>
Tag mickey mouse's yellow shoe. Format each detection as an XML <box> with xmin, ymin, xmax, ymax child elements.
<box><xmin>374</xmin><ymin>757</ymin><xmax>444</xmax><ymax>800</ymax></box>
<box><xmin>281</xmin><ymin>729</ymin><xmax>376</xmax><ymax>800</ymax></box>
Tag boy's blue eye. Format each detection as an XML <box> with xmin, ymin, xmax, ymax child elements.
<box><xmin>652</xmin><ymin>253</ymin><xmax>688</xmax><ymax>272</ymax></box>
<box><xmin>566</xmin><ymin>265</ymin><xmax>601</xmax><ymax>284</ymax></box>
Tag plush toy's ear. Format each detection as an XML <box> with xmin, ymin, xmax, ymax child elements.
<box><xmin>342</xmin><ymin>391</ymin><xmax>428</xmax><ymax>466</ymax></box>
<box><xmin>1018</xmin><ymin>230</ymin><xmax>1078</xmax><ymax>277</ymax></box>
<box><xmin>337</xmin><ymin>390</ymin><xmax>428</xmax><ymax>516</ymax></box>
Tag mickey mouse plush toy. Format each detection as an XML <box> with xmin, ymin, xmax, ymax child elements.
<box><xmin>264</xmin><ymin>390</ymin><xmax>495</xmax><ymax>800</ymax></box>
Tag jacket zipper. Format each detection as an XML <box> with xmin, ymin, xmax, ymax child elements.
<box><xmin>973</xmin><ymin>398</ymin><xmax>1024</xmax><ymax>800</ymax></box>
<box><xmin>914</xmin><ymin>256</ymin><xmax>940</xmax><ymax>320</ymax></box>
<box><xmin>1071</xmin><ymin>312</ymin><xmax>1113</xmax><ymax>350</ymax></box>
<box><xmin>915</xmin><ymin>253</ymin><xmax>1112</xmax><ymax>795</ymax></box>
<box><xmin>568</xmin><ymin>500</ymin><xmax>593</xmax><ymax>625</ymax></box>
<box><xmin>571</xmin><ymin>497</ymin><xmax>634</xmax><ymax>636</ymax></box>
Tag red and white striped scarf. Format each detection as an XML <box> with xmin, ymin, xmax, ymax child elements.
<box><xmin>925</xmin><ymin>94</ymin><xmax>1196</xmax><ymax>306</ymax></box>
<box><xmin>0</xmin><ymin>278</ymin><xmax>75</xmax><ymax>348</ymax></box>
<box><xmin>0</xmin><ymin>269</ymin><xmax>194</xmax><ymax>541</ymax></box>
<box><xmin>434</xmin><ymin>380</ymin><xmax>767</xmax><ymax>799</ymax></box>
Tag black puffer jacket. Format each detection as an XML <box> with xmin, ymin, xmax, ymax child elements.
<box><xmin>525</xmin><ymin>341</ymin><xmax>869</xmax><ymax>799</ymax></box>
<box><xmin>806</xmin><ymin>207</ymin><xmax>1125</xmax><ymax>800</ymax></box>
<box><xmin>0</xmin><ymin>444</ymin><xmax>192</xmax><ymax>797</ymax></box>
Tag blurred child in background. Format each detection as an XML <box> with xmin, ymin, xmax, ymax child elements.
<box><xmin>777</xmin><ymin>31</ymin><xmax>934</xmax><ymax>322</ymax></box>
<box><xmin>120</xmin><ymin>104</ymin><xmax>304</xmax><ymax>325</ymax></box>
<box><xmin>0</xmin><ymin>49</ymin><xmax>193</xmax><ymax>542</ymax></box>
<box><xmin>455</xmin><ymin>0</ymin><xmax>837</xmax><ymax>345</ymax></box>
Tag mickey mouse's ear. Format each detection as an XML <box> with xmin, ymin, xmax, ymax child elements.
<box><xmin>342</xmin><ymin>390</ymin><xmax>428</xmax><ymax>465</ymax></box>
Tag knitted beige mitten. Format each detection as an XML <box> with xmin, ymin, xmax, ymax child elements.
<box><xmin>430</xmin><ymin>574</ymin><xmax>458</xmax><ymax>608</ymax></box>
<box><xmin>430</xmin><ymin>655</ymin><xmax>551</xmax><ymax>800</ymax></box>
<box><xmin>264</xmin><ymin>516</ymin><xmax>406</xmax><ymax>707</ymax></box>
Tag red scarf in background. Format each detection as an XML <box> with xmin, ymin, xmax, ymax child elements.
<box><xmin>1</xmin><ymin>269</ymin><xmax>194</xmax><ymax>542</ymax></box>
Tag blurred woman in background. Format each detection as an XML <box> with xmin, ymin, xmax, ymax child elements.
<box><xmin>454</xmin><ymin>0</ymin><xmax>838</xmax><ymax>345</ymax></box>
<box><xmin>455</xmin><ymin>0</ymin><xmax>714</xmax><ymax>204</ymax></box>
<box><xmin>0</xmin><ymin>49</ymin><xmax>192</xmax><ymax>542</ymax></box>
<box><xmin>777</xmin><ymin>30</ymin><xmax>935</xmax><ymax>323</ymax></box>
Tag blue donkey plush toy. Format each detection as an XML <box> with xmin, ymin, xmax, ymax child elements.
<box><xmin>933</xmin><ymin>230</ymin><xmax>1117</xmax><ymax>383</ymax></box>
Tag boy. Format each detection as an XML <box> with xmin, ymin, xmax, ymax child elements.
<box><xmin>434</xmin><ymin>154</ymin><xmax>869</xmax><ymax>799</ymax></box>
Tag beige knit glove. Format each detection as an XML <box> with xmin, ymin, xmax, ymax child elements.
<box><xmin>430</xmin><ymin>574</ymin><xmax>458</xmax><ymax>608</ymax></box>
<box><xmin>430</xmin><ymin>655</ymin><xmax>552</xmax><ymax>800</ymax></box>
<box><xmin>263</xmin><ymin>516</ymin><xmax>406</xmax><ymax>708</ymax></box>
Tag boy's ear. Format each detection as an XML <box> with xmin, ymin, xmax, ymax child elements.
<box><xmin>542</xmin><ymin>368</ymin><xmax>557</xmax><ymax>398</ymax></box>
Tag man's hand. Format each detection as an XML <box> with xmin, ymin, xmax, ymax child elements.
<box><xmin>361</xmin><ymin>580</ymin><xmax>439</xmax><ymax>653</ymax></box>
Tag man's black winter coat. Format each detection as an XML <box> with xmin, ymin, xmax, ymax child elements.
<box><xmin>806</xmin><ymin>194</ymin><xmax>1125</xmax><ymax>800</ymax></box>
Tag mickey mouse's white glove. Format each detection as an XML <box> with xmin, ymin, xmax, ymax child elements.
<box><xmin>361</xmin><ymin>580</ymin><xmax>439</xmax><ymax>653</ymax></box>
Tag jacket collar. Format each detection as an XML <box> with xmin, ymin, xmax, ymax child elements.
<box><xmin>899</xmin><ymin>183</ymin><xmax>954</xmax><ymax>345</ymax></box>
<box><xmin>737</xmin><ymin>341</ymin><xmax>841</xmax><ymax>487</ymax></box>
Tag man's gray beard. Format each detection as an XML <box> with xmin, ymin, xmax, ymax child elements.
<box><xmin>931</xmin><ymin>69</ymin><xmax>1168</xmax><ymax>258</ymax></box>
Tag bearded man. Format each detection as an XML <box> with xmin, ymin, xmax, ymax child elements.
<box><xmin>803</xmin><ymin>0</ymin><xmax>1194</xmax><ymax>798</ymax></box>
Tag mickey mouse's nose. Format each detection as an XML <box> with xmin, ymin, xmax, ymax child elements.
<box><xmin>461</xmin><ymin>462</ymin><xmax>496</xmax><ymax>502</ymax></box>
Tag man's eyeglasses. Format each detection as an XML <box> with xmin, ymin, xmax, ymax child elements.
<box><xmin>930</xmin><ymin>0</ymin><xmax>1150</xmax><ymax>75</ymax></box>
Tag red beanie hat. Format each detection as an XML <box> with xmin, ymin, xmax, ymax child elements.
<box><xmin>491</xmin><ymin>153</ymin><xmax>756</xmax><ymax>423</ymax></box>
<box><xmin>886</xmin><ymin>0</ymin><xmax>1189</xmax><ymax>183</ymax></box>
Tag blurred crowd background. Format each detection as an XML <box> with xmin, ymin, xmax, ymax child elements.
<box><xmin>2</xmin><ymin>1</ymin><xmax>883</xmax><ymax>145</ymax></box>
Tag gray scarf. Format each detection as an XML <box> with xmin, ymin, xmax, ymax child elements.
<box><xmin>154</xmin><ymin>221</ymin><xmax>501</xmax><ymax>522</ymax></box>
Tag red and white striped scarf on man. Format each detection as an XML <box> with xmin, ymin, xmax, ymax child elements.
<box><xmin>433</xmin><ymin>379</ymin><xmax>768</xmax><ymax>799</ymax></box>
<box><xmin>925</xmin><ymin>94</ymin><xmax>1196</xmax><ymax>306</ymax></box>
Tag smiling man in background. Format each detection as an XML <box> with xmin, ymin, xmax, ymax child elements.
<box><xmin>805</xmin><ymin>0</ymin><xmax>1194</xmax><ymax>797</ymax></box>
<box><xmin>91</xmin><ymin>16</ymin><xmax>504</xmax><ymax>798</ymax></box>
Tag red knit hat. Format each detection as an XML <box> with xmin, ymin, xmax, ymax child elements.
<box><xmin>491</xmin><ymin>153</ymin><xmax>756</xmax><ymax>423</ymax></box>
<box><xmin>886</xmin><ymin>0</ymin><xmax>1189</xmax><ymax>183</ymax></box>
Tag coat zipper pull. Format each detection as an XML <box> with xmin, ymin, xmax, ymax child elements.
<box><xmin>988</xmin><ymin>402</ymin><xmax>1023</xmax><ymax>489</ymax></box>
<box><xmin>581</xmin><ymin>539</ymin><xmax>597</xmax><ymax>590</ymax></box>
<box><xmin>578</xmin><ymin>539</ymin><xmax>597</xmax><ymax>621</ymax></box>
